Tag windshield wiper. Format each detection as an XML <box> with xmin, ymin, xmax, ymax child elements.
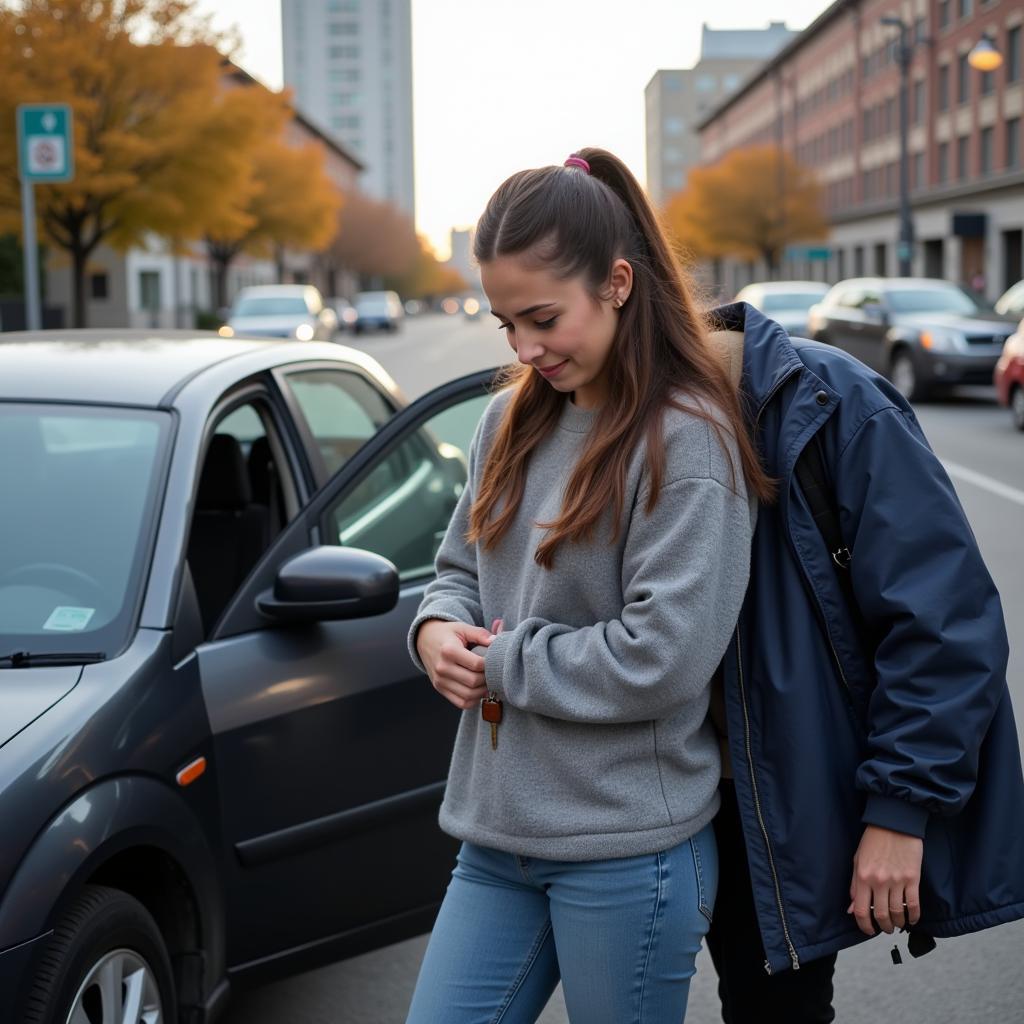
<box><xmin>0</xmin><ymin>651</ymin><xmax>106</xmax><ymax>668</ymax></box>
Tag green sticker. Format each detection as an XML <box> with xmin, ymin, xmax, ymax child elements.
<box><xmin>43</xmin><ymin>606</ymin><xmax>96</xmax><ymax>631</ymax></box>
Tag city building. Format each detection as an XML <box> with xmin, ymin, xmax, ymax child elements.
<box><xmin>281</xmin><ymin>0</ymin><xmax>415</xmax><ymax>222</ymax></box>
<box><xmin>645</xmin><ymin>22</ymin><xmax>797</xmax><ymax>208</ymax></box>
<box><xmin>445</xmin><ymin>228</ymin><xmax>479</xmax><ymax>293</ymax></box>
<box><xmin>44</xmin><ymin>63</ymin><xmax>363</xmax><ymax>330</ymax></box>
<box><xmin>697</xmin><ymin>0</ymin><xmax>1023</xmax><ymax>300</ymax></box>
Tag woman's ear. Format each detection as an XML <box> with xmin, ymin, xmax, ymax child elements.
<box><xmin>609</xmin><ymin>258</ymin><xmax>633</xmax><ymax>305</ymax></box>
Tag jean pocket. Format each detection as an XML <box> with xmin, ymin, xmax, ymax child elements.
<box><xmin>689</xmin><ymin>831</ymin><xmax>714</xmax><ymax>924</ymax></box>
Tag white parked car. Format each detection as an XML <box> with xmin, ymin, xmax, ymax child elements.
<box><xmin>223</xmin><ymin>285</ymin><xmax>338</xmax><ymax>341</ymax></box>
<box><xmin>733</xmin><ymin>281</ymin><xmax>831</xmax><ymax>337</ymax></box>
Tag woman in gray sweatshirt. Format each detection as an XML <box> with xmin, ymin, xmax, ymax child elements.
<box><xmin>405</xmin><ymin>147</ymin><xmax>772</xmax><ymax>1024</ymax></box>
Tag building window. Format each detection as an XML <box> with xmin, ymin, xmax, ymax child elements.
<box><xmin>1006</xmin><ymin>118</ymin><xmax>1020</xmax><ymax>169</ymax></box>
<box><xmin>957</xmin><ymin>53</ymin><xmax>970</xmax><ymax>104</ymax></box>
<box><xmin>980</xmin><ymin>70</ymin><xmax>994</xmax><ymax>96</ymax></box>
<box><xmin>90</xmin><ymin>272</ymin><xmax>108</xmax><ymax>300</ymax></box>
<box><xmin>330</xmin><ymin>69</ymin><xmax>360</xmax><ymax>83</ymax></box>
<box><xmin>938</xmin><ymin>64</ymin><xmax>950</xmax><ymax>110</ymax></box>
<box><xmin>696</xmin><ymin>75</ymin><xmax>716</xmax><ymax>93</ymax></box>
<box><xmin>938</xmin><ymin>0</ymin><xmax>950</xmax><ymax>30</ymax></box>
<box><xmin>329</xmin><ymin>22</ymin><xmax>358</xmax><ymax>35</ymax></box>
<box><xmin>329</xmin><ymin>45</ymin><xmax>359</xmax><ymax>60</ymax></box>
<box><xmin>938</xmin><ymin>141</ymin><xmax>950</xmax><ymax>183</ymax></box>
<box><xmin>331</xmin><ymin>115</ymin><xmax>361</xmax><ymax>131</ymax></box>
<box><xmin>957</xmin><ymin>0</ymin><xmax>972</xmax><ymax>17</ymax></box>
<box><xmin>886</xmin><ymin>96</ymin><xmax>897</xmax><ymax>134</ymax></box>
<box><xmin>139</xmin><ymin>271</ymin><xmax>160</xmax><ymax>318</ymax></box>
<box><xmin>664</xmin><ymin>116</ymin><xmax>685</xmax><ymax>136</ymax></box>
<box><xmin>913</xmin><ymin>79</ymin><xmax>926</xmax><ymax>124</ymax></box>
<box><xmin>980</xmin><ymin>126</ymin><xmax>993</xmax><ymax>175</ymax></box>
<box><xmin>1008</xmin><ymin>26</ymin><xmax>1021</xmax><ymax>83</ymax></box>
<box><xmin>957</xmin><ymin>134</ymin><xmax>970</xmax><ymax>179</ymax></box>
<box><xmin>913</xmin><ymin>151</ymin><xmax>925</xmax><ymax>188</ymax></box>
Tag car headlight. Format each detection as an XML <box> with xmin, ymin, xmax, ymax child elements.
<box><xmin>218</xmin><ymin>324</ymin><xmax>234</xmax><ymax>338</ymax></box>
<box><xmin>294</xmin><ymin>323</ymin><xmax>315</xmax><ymax>341</ymax></box>
<box><xmin>919</xmin><ymin>328</ymin><xmax>961</xmax><ymax>353</ymax></box>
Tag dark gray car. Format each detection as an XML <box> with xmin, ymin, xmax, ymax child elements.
<box><xmin>0</xmin><ymin>330</ymin><xmax>497</xmax><ymax>1023</ymax></box>
<box><xmin>806</xmin><ymin>277</ymin><xmax>1015</xmax><ymax>400</ymax></box>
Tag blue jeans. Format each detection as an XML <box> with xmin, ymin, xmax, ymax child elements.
<box><xmin>406</xmin><ymin>823</ymin><xmax>717</xmax><ymax>1024</ymax></box>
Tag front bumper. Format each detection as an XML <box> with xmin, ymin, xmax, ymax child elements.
<box><xmin>0</xmin><ymin>931</ymin><xmax>51</xmax><ymax>1013</ymax></box>
<box><xmin>920</xmin><ymin>349</ymin><xmax>1002</xmax><ymax>387</ymax></box>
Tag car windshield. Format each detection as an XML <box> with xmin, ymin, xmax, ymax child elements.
<box><xmin>885</xmin><ymin>287</ymin><xmax>980</xmax><ymax>315</ymax></box>
<box><xmin>233</xmin><ymin>296</ymin><xmax>307</xmax><ymax>317</ymax></box>
<box><xmin>760</xmin><ymin>291</ymin><xmax>827</xmax><ymax>312</ymax></box>
<box><xmin>0</xmin><ymin>404</ymin><xmax>170</xmax><ymax>659</ymax></box>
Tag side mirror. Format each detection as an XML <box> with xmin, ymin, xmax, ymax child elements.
<box><xmin>862</xmin><ymin>302</ymin><xmax>888</xmax><ymax>325</ymax></box>
<box><xmin>256</xmin><ymin>546</ymin><xmax>399</xmax><ymax>623</ymax></box>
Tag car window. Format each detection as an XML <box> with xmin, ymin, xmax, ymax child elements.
<box><xmin>833</xmin><ymin>288</ymin><xmax>863</xmax><ymax>309</ymax></box>
<box><xmin>233</xmin><ymin>297</ymin><xmax>307</xmax><ymax>316</ymax></box>
<box><xmin>885</xmin><ymin>287</ymin><xmax>980</xmax><ymax>315</ymax></box>
<box><xmin>858</xmin><ymin>290</ymin><xmax>884</xmax><ymax>308</ymax></box>
<box><xmin>324</xmin><ymin>393</ymin><xmax>491</xmax><ymax>581</ymax></box>
<box><xmin>0</xmin><ymin>404</ymin><xmax>170</xmax><ymax>657</ymax></box>
<box><xmin>284</xmin><ymin>369</ymin><xmax>395</xmax><ymax>479</ymax></box>
<box><xmin>187</xmin><ymin>399</ymin><xmax>295</xmax><ymax>635</ymax></box>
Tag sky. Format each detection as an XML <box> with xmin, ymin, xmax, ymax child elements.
<box><xmin>197</xmin><ymin>0</ymin><xmax>833</xmax><ymax>259</ymax></box>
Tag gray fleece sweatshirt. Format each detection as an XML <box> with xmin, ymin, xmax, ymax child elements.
<box><xmin>408</xmin><ymin>388</ymin><xmax>756</xmax><ymax>861</ymax></box>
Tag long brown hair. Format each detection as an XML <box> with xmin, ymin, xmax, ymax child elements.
<box><xmin>469</xmin><ymin>146</ymin><xmax>772</xmax><ymax>568</ymax></box>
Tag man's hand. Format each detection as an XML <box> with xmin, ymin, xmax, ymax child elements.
<box><xmin>415</xmin><ymin>619</ymin><xmax>495</xmax><ymax>710</ymax></box>
<box><xmin>848</xmin><ymin>825</ymin><xmax>923</xmax><ymax>935</ymax></box>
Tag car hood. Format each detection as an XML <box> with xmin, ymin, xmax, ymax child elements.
<box><xmin>892</xmin><ymin>312</ymin><xmax>1016</xmax><ymax>335</ymax></box>
<box><xmin>0</xmin><ymin>666</ymin><xmax>82</xmax><ymax>749</ymax></box>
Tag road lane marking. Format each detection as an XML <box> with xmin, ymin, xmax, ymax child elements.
<box><xmin>943</xmin><ymin>461</ymin><xmax>1024</xmax><ymax>508</ymax></box>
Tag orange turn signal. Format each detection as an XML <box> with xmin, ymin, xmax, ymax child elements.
<box><xmin>920</xmin><ymin>331</ymin><xmax>934</xmax><ymax>350</ymax></box>
<box><xmin>176</xmin><ymin>756</ymin><xmax>207</xmax><ymax>787</ymax></box>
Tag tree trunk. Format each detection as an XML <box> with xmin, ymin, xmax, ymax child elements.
<box><xmin>274</xmin><ymin>244</ymin><xmax>286</xmax><ymax>284</ymax></box>
<box><xmin>71</xmin><ymin>243</ymin><xmax>88</xmax><ymax>328</ymax></box>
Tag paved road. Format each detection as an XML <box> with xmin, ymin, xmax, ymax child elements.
<box><xmin>224</xmin><ymin>313</ymin><xmax>1024</xmax><ymax>1024</ymax></box>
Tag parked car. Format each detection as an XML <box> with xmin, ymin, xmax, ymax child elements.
<box><xmin>223</xmin><ymin>284</ymin><xmax>338</xmax><ymax>341</ymax></box>
<box><xmin>0</xmin><ymin>328</ymin><xmax>499</xmax><ymax>1022</ymax></box>
<box><xmin>994</xmin><ymin>318</ymin><xmax>1024</xmax><ymax>431</ymax></box>
<box><xmin>994</xmin><ymin>280</ymin><xmax>1024</xmax><ymax>321</ymax></box>
<box><xmin>353</xmin><ymin>290</ymin><xmax>404</xmax><ymax>334</ymax></box>
<box><xmin>806</xmin><ymin>277</ymin><xmax>1016</xmax><ymax>401</ymax></box>
<box><xmin>328</xmin><ymin>296</ymin><xmax>358</xmax><ymax>334</ymax></box>
<box><xmin>732</xmin><ymin>281</ymin><xmax>830</xmax><ymax>336</ymax></box>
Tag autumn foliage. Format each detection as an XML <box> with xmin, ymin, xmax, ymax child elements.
<box><xmin>664</xmin><ymin>145</ymin><xmax>829</xmax><ymax>272</ymax></box>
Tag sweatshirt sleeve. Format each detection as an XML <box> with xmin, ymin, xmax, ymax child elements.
<box><xmin>483</xmin><ymin>468</ymin><xmax>754</xmax><ymax>725</ymax></box>
<box><xmin>406</xmin><ymin>430</ymin><xmax>484</xmax><ymax>674</ymax></box>
<box><xmin>836</xmin><ymin>406</ymin><xmax>1010</xmax><ymax>838</ymax></box>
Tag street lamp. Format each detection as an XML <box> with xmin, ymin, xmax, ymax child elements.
<box><xmin>881</xmin><ymin>18</ymin><xmax>1001</xmax><ymax>277</ymax></box>
<box><xmin>968</xmin><ymin>35</ymin><xmax>1003</xmax><ymax>72</ymax></box>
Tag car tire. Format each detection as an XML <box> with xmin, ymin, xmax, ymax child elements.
<box><xmin>890</xmin><ymin>350</ymin><xmax>926</xmax><ymax>402</ymax></box>
<box><xmin>1012</xmin><ymin>386</ymin><xmax>1024</xmax><ymax>432</ymax></box>
<box><xmin>22</xmin><ymin>885</ymin><xmax>177</xmax><ymax>1024</ymax></box>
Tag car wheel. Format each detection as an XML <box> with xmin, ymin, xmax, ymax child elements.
<box><xmin>1012</xmin><ymin>387</ymin><xmax>1024</xmax><ymax>432</ymax></box>
<box><xmin>22</xmin><ymin>885</ymin><xmax>177</xmax><ymax>1024</ymax></box>
<box><xmin>890</xmin><ymin>350</ymin><xmax>926</xmax><ymax>402</ymax></box>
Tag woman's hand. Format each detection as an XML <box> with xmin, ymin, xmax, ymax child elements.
<box><xmin>416</xmin><ymin>619</ymin><xmax>495</xmax><ymax>710</ymax></box>
<box><xmin>847</xmin><ymin>825</ymin><xmax>923</xmax><ymax>935</ymax></box>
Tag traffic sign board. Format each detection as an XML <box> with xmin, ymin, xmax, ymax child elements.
<box><xmin>17</xmin><ymin>103</ymin><xmax>74</xmax><ymax>182</ymax></box>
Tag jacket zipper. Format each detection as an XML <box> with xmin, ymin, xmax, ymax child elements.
<box><xmin>735</xmin><ymin>624</ymin><xmax>801</xmax><ymax>973</ymax></box>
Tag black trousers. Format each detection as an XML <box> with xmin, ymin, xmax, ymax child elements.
<box><xmin>706</xmin><ymin>780</ymin><xmax>837</xmax><ymax>1024</ymax></box>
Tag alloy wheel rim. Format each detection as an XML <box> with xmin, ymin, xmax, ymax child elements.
<box><xmin>892</xmin><ymin>356</ymin><xmax>916</xmax><ymax>399</ymax></box>
<box><xmin>65</xmin><ymin>949</ymin><xmax>162</xmax><ymax>1024</ymax></box>
<box><xmin>1012</xmin><ymin>388</ymin><xmax>1024</xmax><ymax>430</ymax></box>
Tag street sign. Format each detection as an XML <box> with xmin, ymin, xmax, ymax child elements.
<box><xmin>17</xmin><ymin>103</ymin><xmax>74</xmax><ymax>183</ymax></box>
<box><xmin>786</xmin><ymin>245</ymin><xmax>832</xmax><ymax>262</ymax></box>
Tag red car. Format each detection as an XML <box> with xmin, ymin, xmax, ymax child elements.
<box><xmin>994</xmin><ymin>319</ymin><xmax>1024</xmax><ymax>431</ymax></box>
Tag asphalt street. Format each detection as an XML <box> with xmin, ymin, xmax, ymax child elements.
<box><xmin>223</xmin><ymin>312</ymin><xmax>1024</xmax><ymax>1024</ymax></box>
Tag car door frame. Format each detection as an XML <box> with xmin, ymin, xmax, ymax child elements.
<box><xmin>212</xmin><ymin>365</ymin><xmax>499</xmax><ymax>643</ymax></box>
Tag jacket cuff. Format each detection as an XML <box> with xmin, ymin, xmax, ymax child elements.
<box><xmin>407</xmin><ymin>612</ymin><xmax>462</xmax><ymax>675</ymax></box>
<box><xmin>862</xmin><ymin>795</ymin><xmax>930</xmax><ymax>839</ymax></box>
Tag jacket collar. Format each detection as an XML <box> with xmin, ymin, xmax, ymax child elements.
<box><xmin>707</xmin><ymin>302</ymin><xmax>804</xmax><ymax>416</ymax></box>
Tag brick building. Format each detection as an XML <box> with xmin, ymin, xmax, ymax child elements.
<box><xmin>697</xmin><ymin>0</ymin><xmax>1023</xmax><ymax>300</ymax></box>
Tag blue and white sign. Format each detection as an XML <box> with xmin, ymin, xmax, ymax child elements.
<box><xmin>17</xmin><ymin>103</ymin><xmax>74</xmax><ymax>183</ymax></box>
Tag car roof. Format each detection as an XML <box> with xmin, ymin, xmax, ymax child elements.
<box><xmin>828</xmin><ymin>277</ymin><xmax>956</xmax><ymax>291</ymax></box>
<box><xmin>0</xmin><ymin>329</ymin><xmax>387</xmax><ymax>407</ymax></box>
<box><xmin>742</xmin><ymin>280</ymin><xmax>828</xmax><ymax>292</ymax></box>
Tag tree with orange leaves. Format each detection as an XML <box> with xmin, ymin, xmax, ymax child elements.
<box><xmin>0</xmin><ymin>0</ymin><xmax>275</xmax><ymax>326</ymax></box>
<box><xmin>664</xmin><ymin>145</ymin><xmax>829</xmax><ymax>275</ymax></box>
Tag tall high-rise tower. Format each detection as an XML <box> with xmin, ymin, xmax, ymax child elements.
<box><xmin>282</xmin><ymin>0</ymin><xmax>415</xmax><ymax>223</ymax></box>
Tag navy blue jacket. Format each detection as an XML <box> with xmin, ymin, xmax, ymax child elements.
<box><xmin>712</xmin><ymin>302</ymin><xmax>1024</xmax><ymax>973</ymax></box>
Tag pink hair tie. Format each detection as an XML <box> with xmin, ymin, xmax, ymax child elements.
<box><xmin>564</xmin><ymin>155</ymin><xmax>590</xmax><ymax>174</ymax></box>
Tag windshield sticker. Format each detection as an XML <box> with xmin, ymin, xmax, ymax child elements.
<box><xmin>44</xmin><ymin>607</ymin><xmax>96</xmax><ymax>632</ymax></box>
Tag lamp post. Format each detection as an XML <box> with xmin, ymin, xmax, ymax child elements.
<box><xmin>881</xmin><ymin>16</ymin><xmax>915</xmax><ymax>277</ymax></box>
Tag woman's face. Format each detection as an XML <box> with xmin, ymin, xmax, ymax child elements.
<box><xmin>481</xmin><ymin>254</ymin><xmax>632</xmax><ymax>410</ymax></box>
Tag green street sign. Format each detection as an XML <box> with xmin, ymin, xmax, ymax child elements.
<box><xmin>786</xmin><ymin>245</ymin><xmax>832</xmax><ymax>262</ymax></box>
<box><xmin>17</xmin><ymin>103</ymin><xmax>74</xmax><ymax>182</ymax></box>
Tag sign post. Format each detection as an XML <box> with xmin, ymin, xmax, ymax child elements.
<box><xmin>16</xmin><ymin>104</ymin><xmax>74</xmax><ymax>330</ymax></box>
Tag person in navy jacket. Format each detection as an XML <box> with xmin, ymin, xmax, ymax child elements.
<box><xmin>703</xmin><ymin>301</ymin><xmax>1024</xmax><ymax>1023</ymax></box>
